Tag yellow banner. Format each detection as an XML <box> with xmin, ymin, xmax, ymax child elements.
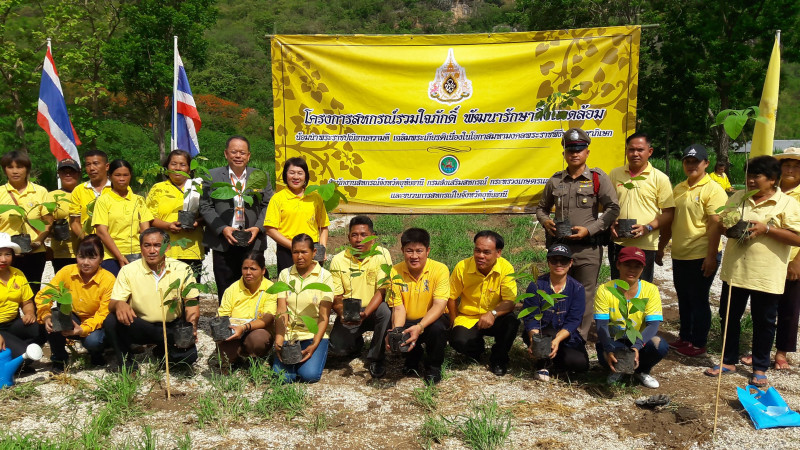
<box><xmin>271</xmin><ymin>27</ymin><xmax>640</xmax><ymax>213</ymax></box>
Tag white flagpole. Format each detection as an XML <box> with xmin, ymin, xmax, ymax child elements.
<box><xmin>172</xmin><ymin>36</ymin><xmax>178</xmax><ymax>151</ymax></box>
<box><xmin>48</xmin><ymin>37</ymin><xmax>63</xmax><ymax>190</ymax></box>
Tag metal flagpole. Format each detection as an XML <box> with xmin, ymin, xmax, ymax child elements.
<box><xmin>172</xmin><ymin>36</ymin><xmax>178</xmax><ymax>152</ymax></box>
<box><xmin>48</xmin><ymin>37</ymin><xmax>63</xmax><ymax>190</ymax></box>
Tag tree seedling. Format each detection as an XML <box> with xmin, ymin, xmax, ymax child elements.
<box><xmin>333</xmin><ymin>235</ymin><xmax>384</xmax><ymax>322</ymax></box>
<box><xmin>616</xmin><ymin>175</ymin><xmax>647</xmax><ymax>239</ymax></box>
<box><xmin>0</xmin><ymin>198</ymin><xmax>58</xmax><ymax>253</ymax></box>
<box><xmin>378</xmin><ymin>262</ymin><xmax>411</xmax><ymax>352</ymax></box>
<box><xmin>604</xmin><ymin>280</ymin><xmax>649</xmax><ymax>374</ymax></box>
<box><xmin>266</xmin><ymin>278</ymin><xmax>332</xmax><ymax>364</ymax></box>
<box><xmin>210</xmin><ymin>167</ymin><xmax>269</xmax><ymax>246</ymax></box>
<box><xmin>37</xmin><ymin>281</ymin><xmax>74</xmax><ymax>332</ymax></box>
<box><xmin>165</xmin><ymin>156</ymin><xmax>211</xmax><ymax>229</ymax></box>
<box><xmin>507</xmin><ymin>265</ymin><xmax>562</xmax><ymax>359</ymax></box>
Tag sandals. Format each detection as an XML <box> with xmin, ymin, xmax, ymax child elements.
<box><xmin>774</xmin><ymin>356</ymin><xmax>791</xmax><ymax>370</ymax></box>
<box><xmin>740</xmin><ymin>354</ymin><xmax>753</xmax><ymax>366</ymax></box>
<box><xmin>535</xmin><ymin>369</ymin><xmax>550</xmax><ymax>382</ymax></box>
<box><xmin>750</xmin><ymin>373</ymin><xmax>769</xmax><ymax>387</ymax></box>
<box><xmin>704</xmin><ymin>364</ymin><xmax>734</xmax><ymax>377</ymax></box>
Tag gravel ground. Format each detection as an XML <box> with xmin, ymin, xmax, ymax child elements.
<box><xmin>8</xmin><ymin>230</ymin><xmax>800</xmax><ymax>448</ymax></box>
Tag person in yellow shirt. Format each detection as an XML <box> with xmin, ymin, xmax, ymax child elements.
<box><xmin>706</xmin><ymin>156</ymin><xmax>800</xmax><ymax>387</ymax></box>
<box><xmin>386</xmin><ymin>228</ymin><xmax>450</xmax><ymax>384</ymax></box>
<box><xmin>69</xmin><ymin>150</ymin><xmax>111</xmax><ymax>239</ymax></box>
<box><xmin>0</xmin><ymin>151</ymin><xmax>53</xmax><ymax>296</ymax></box>
<box><xmin>609</xmin><ymin>133</ymin><xmax>675</xmax><ymax>282</ymax></box>
<box><xmin>273</xmin><ymin>234</ymin><xmax>333</xmax><ymax>383</ymax></box>
<box><xmin>92</xmin><ymin>159</ymin><xmax>153</xmax><ymax>276</ymax></box>
<box><xmin>328</xmin><ymin>216</ymin><xmax>392</xmax><ymax>378</ymax></box>
<box><xmin>104</xmin><ymin>228</ymin><xmax>200</xmax><ymax>372</ymax></box>
<box><xmin>448</xmin><ymin>230</ymin><xmax>518</xmax><ymax>377</ymax></box>
<box><xmin>37</xmin><ymin>235</ymin><xmax>113</xmax><ymax>373</ymax></box>
<box><xmin>215</xmin><ymin>251</ymin><xmax>277</xmax><ymax>368</ymax></box>
<box><xmin>660</xmin><ymin>145</ymin><xmax>727</xmax><ymax>357</ymax></box>
<box><xmin>146</xmin><ymin>150</ymin><xmax>205</xmax><ymax>275</ymax></box>
<box><xmin>708</xmin><ymin>161</ymin><xmax>734</xmax><ymax>193</ymax></box>
<box><xmin>0</xmin><ymin>232</ymin><xmax>40</xmax><ymax>360</ymax></box>
<box><xmin>594</xmin><ymin>247</ymin><xmax>667</xmax><ymax>388</ymax></box>
<box><xmin>265</xmin><ymin>157</ymin><xmax>330</xmax><ymax>274</ymax></box>
<box><xmin>48</xmin><ymin>158</ymin><xmax>82</xmax><ymax>273</ymax></box>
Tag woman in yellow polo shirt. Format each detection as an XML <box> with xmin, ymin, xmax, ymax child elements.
<box><xmin>215</xmin><ymin>251</ymin><xmax>276</xmax><ymax>367</ymax></box>
<box><xmin>92</xmin><ymin>159</ymin><xmax>153</xmax><ymax>276</ymax></box>
<box><xmin>265</xmin><ymin>157</ymin><xmax>330</xmax><ymax>274</ymax></box>
<box><xmin>707</xmin><ymin>156</ymin><xmax>800</xmax><ymax>387</ymax></box>
<box><xmin>37</xmin><ymin>235</ymin><xmax>113</xmax><ymax>373</ymax></box>
<box><xmin>0</xmin><ymin>232</ymin><xmax>40</xmax><ymax>359</ymax></box>
<box><xmin>273</xmin><ymin>233</ymin><xmax>333</xmax><ymax>383</ymax></box>
<box><xmin>146</xmin><ymin>150</ymin><xmax>204</xmax><ymax>274</ymax></box>
<box><xmin>0</xmin><ymin>151</ymin><xmax>52</xmax><ymax>296</ymax></box>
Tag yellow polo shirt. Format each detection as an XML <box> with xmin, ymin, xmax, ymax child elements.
<box><xmin>330</xmin><ymin>246</ymin><xmax>393</xmax><ymax>307</ymax></box>
<box><xmin>48</xmin><ymin>189</ymin><xmax>78</xmax><ymax>259</ymax></box>
<box><xmin>35</xmin><ymin>265</ymin><xmax>114</xmax><ymax>337</ymax></box>
<box><xmin>671</xmin><ymin>175</ymin><xmax>728</xmax><ymax>260</ymax></box>
<box><xmin>110</xmin><ymin>258</ymin><xmax>199</xmax><ymax>323</ymax></box>
<box><xmin>783</xmin><ymin>185</ymin><xmax>800</xmax><ymax>261</ymax></box>
<box><xmin>91</xmin><ymin>188</ymin><xmax>154</xmax><ymax>260</ymax></box>
<box><xmin>70</xmin><ymin>180</ymin><xmax>111</xmax><ymax>227</ymax></box>
<box><xmin>388</xmin><ymin>259</ymin><xmax>450</xmax><ymax>321</ymax></box>
<box><xmin>218</xmin><ymin>278</ymin><xmax>278</xmax><ymax>320</ymax></box>
<box><xmin>0</xmin><ymin>182</ymin><xmax>50</xmax><ymax>254</ymax></box>
<box><xmin>594</xmin><ymin>280</ymin><xmax>663</xmax><ymax>337</ymax></box>
<box><xmin>720</xmin><ymin>190</ymin><xmax>800</xmax><ymax>294</ymax></box>
<box><xmin>263</xmin><ymin>188</ymin><xmax>330</xmax><ymax>242</ymax></box>
<box><xmin>708</xmin><ymin>172</ymin><xmax>732</xmax><ymax>191</ymax></box>
<box><xmin>0</xmin><ymin>267</ymin><xmax>33</xmax><ymax>323</ymax></box>
<box><xmin>276</xmin><ymin>263</ymin><xmax>334</xmax><ymax>341</ymax></box>
<box><xmin>610</xmin><ymin>162</ymin><xmax>675</xmax><ymax>250</ymax></box>
<box><xmin>145</xmin><ymin>181</ymin><xmax>204</xmax><ymax>260</ymax></box>
<box><xmin>450</xmin><ymin>256</ymin><xmax>517</xmax><ymax>329</ymax></box>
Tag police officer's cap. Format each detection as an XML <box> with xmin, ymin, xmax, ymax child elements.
<box><xmin>562</xmin><ymin>128</ymin><xmax>591</xmax><ymax>151</ymax></box>
<box><xmin>547</xmin><ymin>244</ymin><xmax>573</xmax><ymax>260</ymax></box>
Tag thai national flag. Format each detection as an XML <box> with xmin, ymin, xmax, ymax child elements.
<box><xmin>37</xmin><ymin>42</ymin><xmax>81</xmax><ymax>163</ymax></box>
<box><xmin>172</xmin><ymin>49</ymin><xmax>201</xmax><ymax>156</ymax></box>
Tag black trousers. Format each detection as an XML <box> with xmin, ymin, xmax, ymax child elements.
<box><xmin>329</xmin><ymin>302</ymin><xmax>391</xmax><ymax>362</ymax></box>
<box><xmin>608</xmin><ymin>242</ymin><xmax>656</xmax><ymax>283</ymax></box>
<box><xmin>449</xmin><ymin>313</ymin><xmax>520</xmax><ymax>366</ymax></box>
<box><xmin>776</xmin><ymin>279</ymin><xmax>800</xmax><ymax>353</ymax></box>
<box><xmin>276</xmin><ymin>244</ymin><xmax>293</xmax><ymax>275</ymax></box>
<box><xmin>403</xmin><ymin>315</ymin><xmax>449</xmax><ymax>373</ymax></box>
<box><xmin>0</xmin><ymin>317</ymin><xmax>44</xmax><ymax>358</ymax></box>
<box><xmin>673</xmin><ymin>258</ymin><xmax>717</xmax><ymax>348</ymax></box>
<box><xmin>720</xmin><ymin>283</ymin><xmax>780</xmax><ymax>372</ymax></box>
<box><xmin>14</xmin><ymin>252</ymin><xmax>47</xmax><ymax>296</ymax></box>
<box><xmin>103</xmin><ymin>314</ymin><xmax>198</xmax><ymax>367</ymax></box>
<box><xmin>213</xmin><ymin>247</ymin><xmax>251</xmax><ymax>302</ymax></box>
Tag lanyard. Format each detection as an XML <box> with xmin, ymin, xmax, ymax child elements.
<box><xmin>253</xmin><ymin>290</ymin><xmax>265</xmax><ymax>320</ymax></box>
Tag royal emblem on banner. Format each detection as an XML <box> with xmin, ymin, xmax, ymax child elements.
<box><xmin>428</xmin><ymin>48</ymin><xmax>472</xmax><ymax>104</ymax></box>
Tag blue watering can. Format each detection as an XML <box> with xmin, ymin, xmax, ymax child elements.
<box><xmin>0</xmin><ymin>344</ymin><xmax>43</xmax><ymax>388</ymax></box>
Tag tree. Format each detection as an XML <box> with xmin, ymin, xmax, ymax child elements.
<box><xmin>103</xmin><ymin>0</ymin><xmax>217</xmax><ymax>162</ymax></box>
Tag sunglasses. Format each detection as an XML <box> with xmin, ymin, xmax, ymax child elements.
<box><xmin>548</xmin><ymin>257</ymin><xmax>572</xmax><ymax>266</ymax></box>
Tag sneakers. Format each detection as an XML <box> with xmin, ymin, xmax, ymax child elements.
<box><xmin>369</xmin><ymin>360</ymin><xmax>386</xmax><ymax>379</ymax></box>
<box><xmin>668</xmin><ymin>339</ymin><xmax>691</xmax><ymax>349</ymax></box>
<box><xmin>534</xmin><ymin>369</ymin><xmax>550</xmax><ymax>382</ymax></box>
<box><xmin>675</xmin><ymin>344</ymin><xmax>707</xmax><ymax>357</ymax></box>
<box><xmin>635</xmin><ymin>372</ymin><xmax>660</xmax><ymax>389</ymax></box>
<box><xmin>607</xmin><ymin>372</ymin><xmax>623</xmax><ymax>384</ymax></box>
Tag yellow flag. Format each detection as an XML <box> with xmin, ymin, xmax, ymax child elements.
<box><xmin>751</xmin><ymin>31</ymin><xmax>781</xmax><ymax>157</ymax></box>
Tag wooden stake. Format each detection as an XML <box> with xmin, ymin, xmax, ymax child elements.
<box><xmin>713</xmin><ymin>284</ymin><xmax>734</xmax><ymax>435</ymax></box>
<box><xmin>160</xmin><ymin>288</ymin><xmax>171</xmax><ymax>400</ymax></box>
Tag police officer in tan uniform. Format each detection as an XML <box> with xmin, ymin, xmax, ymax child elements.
<box><xmin>536</xmin><ymin>128</ymin><xmax>620</xmax><ymax>340</ymax></box>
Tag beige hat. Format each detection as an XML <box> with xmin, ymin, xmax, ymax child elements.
<box><xmin>775</xmin><ymin>147</ymin><xmax>800</xmax><ymax>161</ymax></box>
<box><xmin>0</xmin><ymin>232</ymin><xmax>21</xmax><ymax>254</ymax></box>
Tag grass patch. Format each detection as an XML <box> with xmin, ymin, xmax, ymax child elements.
<box><xmin>0</xmin><ymin>380</ymin><xmax>41</xmax><ymax>401</ymax></box>
<box><xmin>456</xmin><ymin>397</ymin><xmax>514</xmax><ymax>450</ymax></box>
<box><xmin>708</xmin><ymin>312</ymin><xmax>754</xmax><ymax>354</ymax></box>
<box><xmin>90</xmin><ymin>362</ymin><xmax>143</xmax><ymax>435</ymax></box>
<box><xmin>374</xmin><ymin>214</ymin><xmax>406</xmax><ymax>235</ymax></box>
<box><xmin>418</xmin><ymin>415</ymin><xmax>450</xmax><ymax>449</ymax></box>
<box><xmin>305</xmin><ymin>412</ymin><xmax>330</xmax><ymax>433</ymax></box>
<box><xmin>411</xmin><ymin>382</ymin><xmax>438</xmax><ymax>412</ymax></box>
<box><xmin>597</xmin><ymin>264</ymin><xmax>611</xmax><ymax>284</ymax></box>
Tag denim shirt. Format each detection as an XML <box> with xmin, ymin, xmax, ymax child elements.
<box><xmin>522</xmin><ymin>274</ymin><xmax>585</xmax><ymax>346</ymax></box>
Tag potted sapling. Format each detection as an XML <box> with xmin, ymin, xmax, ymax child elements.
<box><xmin>38</xmin><ymin>281</ymin><xmax>74</xmax><ymax>332</ymax></box>
<box><xmin>168</xmin><ymin>157</ymin><xmax>211</xmax><ymax>230</ymax></box>
<box><xmin>266</xmin><ymin>278</ymin><xmax>332</xmax><ymax>365</ymax></box>
<box><xmin>50</xmin><ymin>193</ymin><xmax>73</xmax><ymax>242</ymax></box>
<box><xmin>604</xmin><ymin>280</ymin><xmax>648</xmax><ymax>374</ymax></box>
<box><xmin>534</xmin><ymin>85</ymin><xmax>584</xmax><ymax>239</ymax></box>
<box><xmin>305</xmin><ymin>181</ymin><xmax>348</xmax><ymax>261</ymax></box>
<box><xmin>517</xmin><ymin>289</ymin><xmax>566</xmax><ymax>360</ymax></box>
<box><xmin>615</xmin><ymin>176</ymin><xmax>646</xmax><ymax>239</ymax></box>
<box><xmin>335</xmin><ymin>235</ymin><xmax>383</xmax><ymax>323</ymax></box>
<box><xmin>210</xmin><ymin>167</ymin><xmax>269</xmax><ymax>246</ymax></box>
<box><xmin>209</xmin><ymin>316</ymin><xmax>232</xmax><ymax>341</ymax></box>
<box><xmin>712</xmin><ymin>106</ymin><xmax>768</xmax><ymax>241</ymax></box>
<box><xmin>0</xmin><ymin>198</ymin><xmax>58</xmax><ymax>253</ymax></box>
<box><xmin>375</xmin><ymin>262</ymin><xmax>412</xmax><ymax>353</ymax></box>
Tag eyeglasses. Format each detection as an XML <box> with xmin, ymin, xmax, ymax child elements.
<box><xmin>547</xmin><ymin>258</ymin><xmax>571</xmax><ymax>266</ymax></box>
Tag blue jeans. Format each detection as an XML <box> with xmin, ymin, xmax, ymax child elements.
<box><xmin>273</xmin><ymin>338</ymin><xmax>329</xmax><ymax>383</ymax></box>
<box><xmin>48</xmin><ymin>313</ymin><xmax>106</xmax><ymax>363</ymax></box>
<box><xmin>596</xmin><ymin>336</ymin><xmax>669</xmax><ymax>374</ymax></box>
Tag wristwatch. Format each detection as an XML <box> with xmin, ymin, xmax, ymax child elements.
<box><xmin>491</xmin><ymin>310</ymin><xmax>497</xmax><ymax>317</ymax></box>
<box><xmin>645</xmin><ymin>224</ymin><xmax>654</xmax><ymax>233</ymax></box>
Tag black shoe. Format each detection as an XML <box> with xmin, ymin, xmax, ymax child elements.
<box><xmin>424</xmin><ymin>371</ymin><xmax>442</xmax><ymax>385</ymax></box>
<box><xmin>490</xmin><ymin>363</ymin><xmax>508</xmax><ymax>377</ymax></box>
<box><xmin>402</xmin><ymin>365</ymin><xmax>421</xmax><ymax>378</ymax></box>
<box><xmin>50</xmin><ymin>361</ymin><xmax>65</xmax><ymax>374</ymax></box>
<box><xmin>369</xmin><ymin>360</ymin><xmax>386</xmax><ymax>378</ymax></box>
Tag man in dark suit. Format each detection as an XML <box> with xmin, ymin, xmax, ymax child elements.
<box><xmin>200</xmin><ymin>135</ymin><xmax>273</xmax><ymax>301</ymax></box>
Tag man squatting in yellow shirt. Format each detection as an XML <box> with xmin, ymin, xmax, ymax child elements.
<box><xmin>448</xmin><ymin>230</ymin><xmax>518</xmax><ymax>377</ymax></box>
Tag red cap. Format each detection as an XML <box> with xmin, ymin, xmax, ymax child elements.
<box><xmin>618</xmin><ymin>246</ymin><xmax>646</xmax><ymax>265</ymax></box>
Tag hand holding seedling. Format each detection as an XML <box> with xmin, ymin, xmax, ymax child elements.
<box><xmin>566</xmin><ymin>225</ymin><xmax>589</xmax><ymax>240</ymax></box>
<box><xmin>299</xmin><ymin>342</ymin><xmax>319</xmax><ymax>363</ymax></box>
<box><xmin>745</xmin><ymin>220</ymin><xmax>768</xmax><ymax>239</ymax></box>
<box><xmin>542</xmin><ymin>219</ymin><xmax>557</xmax><ymax>236</ymax></box>
<box><xmin>606</xmin><ymin>348</ymin><xmax>639</xmax><ymax>372</ymax></box>
<box><xmin>226</xmin><ymin>324</ymin><xmax>246</xmax><ymax>341</ymax></box>
<box><xmin>404</xmin><ymin>324</ymin><xmax>423</xmax><ymax>350</ymax></box>
<box><xmin>63</xmin><ymin>321</ymin><xmax>82</xmax><ymax>337</ymax></box>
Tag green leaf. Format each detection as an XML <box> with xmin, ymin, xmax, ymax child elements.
<box><xmin>28</xmin><ymin>219</ymin><xmax>47</xmax><ymax>232</ymax></box>
<box><xmin>184</xmin><ymin>299</ymin><xmax>199</xmax><ymax>307</ymax></box>
<box><xmin>172</xmin><ymin>238</ymin><xmax>192</xmax><ymax>250</ymax></box>
<box><xmin>629</xmin><ymin>175</ymin><xmax>646</xmax><ymax>181</ymax></box>
<box><xmin>629</xmin><ymin>297</ymin><xmax>648</xmax><ymax>315</ymax></box>
<box><xmin>210</xmin><ymin>186</ymin><xmax>237</xmax><ymax>200</ymax></box>
<box><xmin>300</xmin><ymin>282</ymin><xmax>333</xmax><ymax>293</ymax></box>
<box><xmin>247</xmin><ymin>169</ymin><xmax>268</xmax><ymax>190</ymax></box>
<box><xmin>40</xmin><ymin>202</ymin><xmax>58</xmax><ymax>213</ymax></box>
<box><xmin>300</xmin><ymin>315</ymin><xmax>319</xmax><ymax>334</ymax></box>
<box><xmin>622</xmin><ymin>182</ymin><xmax>635</xmax><ymax>190</ymax></box>
<box><xmin>517</xmin><ymin>306</ymin><xmax>539</xmax><ymax>319</ymax></box>
<box><xmin>626</xmin><ymin>327</ymin><xmax>642</xmax><ymax>344</ymax></box>
<box><xmin>615</xmin><ymin>280</ymin><xmax>630</xmax><ymax>290</ymax></box>
<box><xmin>0</xmin><ymin>205</ymin><xmax>25</xmax><ymax>216</ymax></box>
<box><xmin>243</xmin><ymin>195</ymin><xmax>254</xmax><ymax>206</ymax></box>
<box><xmin>267</xmin><ymin>281</ymin><xmax>294</xmax><ymax>294</ymax></box>
<box><xmin>159</xmin><ymin>239</ymin><xmax>170</xmax><ymax>256</ymax></box>
<box><xmin>714</xmin><ymin>109</ymin><xmax>734</xmax><ymax>126</ymax></box>
<box><xmin>59</xmin><ymin>302</ymin><xmax>72</xmax><ymax>315</ymax></box>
